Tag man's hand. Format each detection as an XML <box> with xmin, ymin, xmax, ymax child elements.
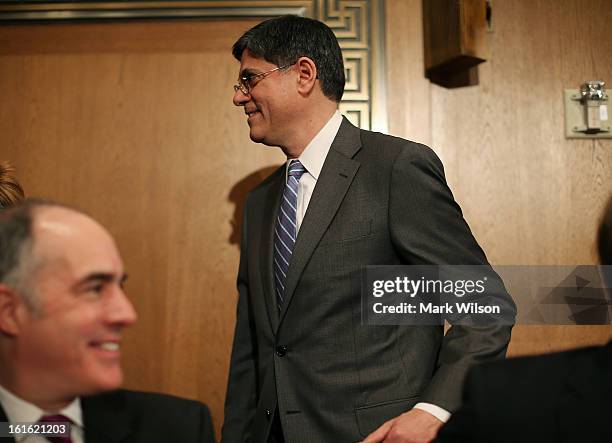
<box><xmin>362</xmin><ymin>408</ymin><xmax>443</xmax><ymax>443</ymax></box>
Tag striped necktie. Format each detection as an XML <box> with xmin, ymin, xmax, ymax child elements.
<box><xmin>274</xmin><ymin>159</ymin><xmax>306</xmax><ymax>309</ymax></box>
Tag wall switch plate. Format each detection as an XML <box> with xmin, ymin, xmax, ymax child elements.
<box><xmin>564</xmin><ymin>89</ymin><xmax>611</xmax><ymax>139</ymax></box>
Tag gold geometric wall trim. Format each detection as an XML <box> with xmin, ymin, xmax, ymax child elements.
<box><xmin>339</xmin><ymin>102</ymin><xmax>370</xmax><ymax>129</ymax></box>
<box><xmin>317</xmin><ymin>1</ymin><xmax>371</xmax><ymax>128</ymax></box>
<box><xmin>344</xmin><ymin>50</ymin><xmax>370</xmax><ymax>101</ymax></box>
<box><xmin>0</xmin><ymin>0</ymin><xmax>387</xmax><ymax>131</ymax></box>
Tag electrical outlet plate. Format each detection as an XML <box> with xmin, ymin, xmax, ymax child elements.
<box><xmin>564</xmin><ymin>89</ymin><xmax>611</xmax><ymax>139</ymax></box>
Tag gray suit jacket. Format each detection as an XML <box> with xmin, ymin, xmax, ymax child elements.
<box><xmin>222</xmin><ymin>118</ymin><xmax>514</xmax><ymax>442</ymax></box>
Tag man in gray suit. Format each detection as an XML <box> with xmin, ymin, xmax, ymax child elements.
<box><xmin>222</xmin><ymin>15</ymin><xmax>514</xmax><ymax>443</ymax></box>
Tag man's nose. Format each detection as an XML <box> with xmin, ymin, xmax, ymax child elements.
<box><xmin>233</xmin><ymin>88</ymin><xmax>249</xmax><ymax>107</ymax></box>
<box><xmin>106</xmin><ymin>287</ymin><xmax>138</xmax><ymax>327</ymax></box>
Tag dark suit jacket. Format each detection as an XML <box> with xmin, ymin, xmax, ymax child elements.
<box><xmin>222</xmin><ymin>118</ymin><xmax>515</xmax><ymax>442</ymax></box>
<box><xmin>0</xmin><ymin>389</ymin><xmax>215</xmax><ymax>443</ymax></box>
<box><xmin>435</xmin><ymin>342</ymin><xmax>612</xmax><ymax>443</ymax></box>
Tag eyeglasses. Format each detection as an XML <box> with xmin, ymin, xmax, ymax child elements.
<box><xmin>233</xmin><ymin>64</ymin><xmax>294</xmax><ymax>95</ymax></box>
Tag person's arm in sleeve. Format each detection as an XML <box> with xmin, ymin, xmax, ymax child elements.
<box><xmin>364</xmin><ymin>142</ymin><xmax>515</xmax><ymax>443</ymax></box>
<box><xmin>387</xmin><ymin>144</ymin><xmax>515</xmax><ymax>411</ymax></box>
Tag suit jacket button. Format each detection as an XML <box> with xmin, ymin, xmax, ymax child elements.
<box><xmin>276</xmin><ymin>345</ymin><xmax>288</xmax><ymax>357</ymax></box>
<box><xmin>265</xmin><ymin>409</ymin><xmax>272</xmax><ymax>419</ymax></box>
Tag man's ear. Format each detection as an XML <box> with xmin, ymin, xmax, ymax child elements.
<box><xmin>0</xmin><ymin>284</ymin><xmax>23</xmax><ymax>336</ymax></box>
<box><xmin>296</xmin><ymin>57</ymin><xmax>318</xmax><ymax>95</ymax></box>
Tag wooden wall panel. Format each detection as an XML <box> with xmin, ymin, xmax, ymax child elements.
<box><xmin>385</xmin><ymin>0</ymin><xmax>431</xmax><ymax>145</ymax></box>
<box><xmin>0</xmin><ymin>21</ymin><xmax>285</xmax><ymax>437</ymax></box>
<box><xmin>386</xmin><ymin>0</ymin><xmax>612</xmax><ymax>356</ymax></box>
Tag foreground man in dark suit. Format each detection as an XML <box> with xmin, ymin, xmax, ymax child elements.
<box><xmin>222</xmin><ymin>15</ymin><xmax>514</xmax><ymax>443</ymax></box>
<box><xmin>0</xmin><ymin>200</ymin><xmax>215</xmax><ymax>443</ymax></box>
<box><xmin>434</xmin><ymin>197</ymin><xmax>612</xmax><ymax>443</ymax></box>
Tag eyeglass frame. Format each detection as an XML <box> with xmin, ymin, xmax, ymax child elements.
<box><xmin>233</xmin><ymin>63</ymin><xmax>295</xmax><ymax>95</ymax></box>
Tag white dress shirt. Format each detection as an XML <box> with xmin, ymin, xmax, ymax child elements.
<box><xmin>0</xmin><ymin>384</ymin><xmax>84</xmax><ymax>443</ymax></box>
<box><xmin>285</xmin><ymin>110</ymin><xmax>451</xmax><ymax>424</ymax></box>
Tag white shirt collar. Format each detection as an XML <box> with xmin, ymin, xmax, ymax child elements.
<box><xmin>286</xmin><ymin>110</ymin><xmax>343</xmax><ymax>179</ymax></box>
<box><xmin>0</xmin><ymin>383</ymin><xmax>84</xmax><ymax>436</ymax></box>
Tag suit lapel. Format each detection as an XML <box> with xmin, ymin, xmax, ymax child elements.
<box><xmin>256</xmin><ymin>166</ymin><xmax>285</xmax><ymax>332</ymax></box>
<box><xmin>278</xmin><ymin>118</ymin><xmax>361</xmax><ymax>327</ymax></box>
<box><xmin>0</xmin><ymin>405</ymin><xmax>15</xmax><ymax>443</ymax></box>
<box><xmin>82</xmin><ymin>392</ymin><xmax>131</xmax><ymax>443</ymax></box>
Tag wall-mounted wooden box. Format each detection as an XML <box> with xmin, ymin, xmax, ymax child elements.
<box><xmin>423</xmin><ymin>0</ymin><xmax>490</xmax><ymax>88</ymax></box>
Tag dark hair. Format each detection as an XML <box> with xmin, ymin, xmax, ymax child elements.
<box><xmin>0</xmin><ymin>200</ymin><xmax>35</xmax><ymax>290</ymax></box>
<box><xmin>598</xmin><ymin>195</ymin><xmax>612</xmax><ymax>266</ymax></box>
<box><xmin>0</xmin><ymin>199</ymin><xmax>74</xmax><ymax>293</ymax></box>
<box><xmin>0</xmin><ymin>161</ymin><xmax>25</xmax><ymax>209</ymax></box>
<box><xmin>232</xmin><ymin>15</ymin><xmax>345</xmax><ymax>102</ymax></box>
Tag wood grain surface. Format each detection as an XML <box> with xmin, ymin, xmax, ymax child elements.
<box><xmin>387</xmin><ymin>0</ymin><xmax>612</xmax><ymax>356</ymax></box>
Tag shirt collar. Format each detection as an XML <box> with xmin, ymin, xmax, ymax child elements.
<box><xmin>60</xmin><ymin>397</ymin><xmax>83</xmax><ymax>428</ymax></box>
<box><xmin>0</xmin><ymin>383</ymin><xmax>42</xmax><ymax>428</ymax></box>
<box><xmin>0</xmin><ymin>383</ymin><xmax>84</xmax><ymax>430</ymax></box>
<box><xmin>286</xmin><ymin>110</ymin><xmax>343</xmax><ymax>180</ymax></box>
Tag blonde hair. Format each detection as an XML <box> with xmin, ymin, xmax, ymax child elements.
<box><xmin>0</xmin><ymin>161</ymin><xmax>25</xmax><ymax>209</ymax></box>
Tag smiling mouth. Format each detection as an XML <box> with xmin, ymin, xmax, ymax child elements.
<box><xmin>90</xmin><ymin>341</ymin><xmax>120</xmax><ymax>352</ymax></box>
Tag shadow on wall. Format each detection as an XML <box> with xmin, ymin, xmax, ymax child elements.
<box><xmin>228</xmin><ymin>165</ymin><xmax>280</xmax><ymax>247</ymax></box>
